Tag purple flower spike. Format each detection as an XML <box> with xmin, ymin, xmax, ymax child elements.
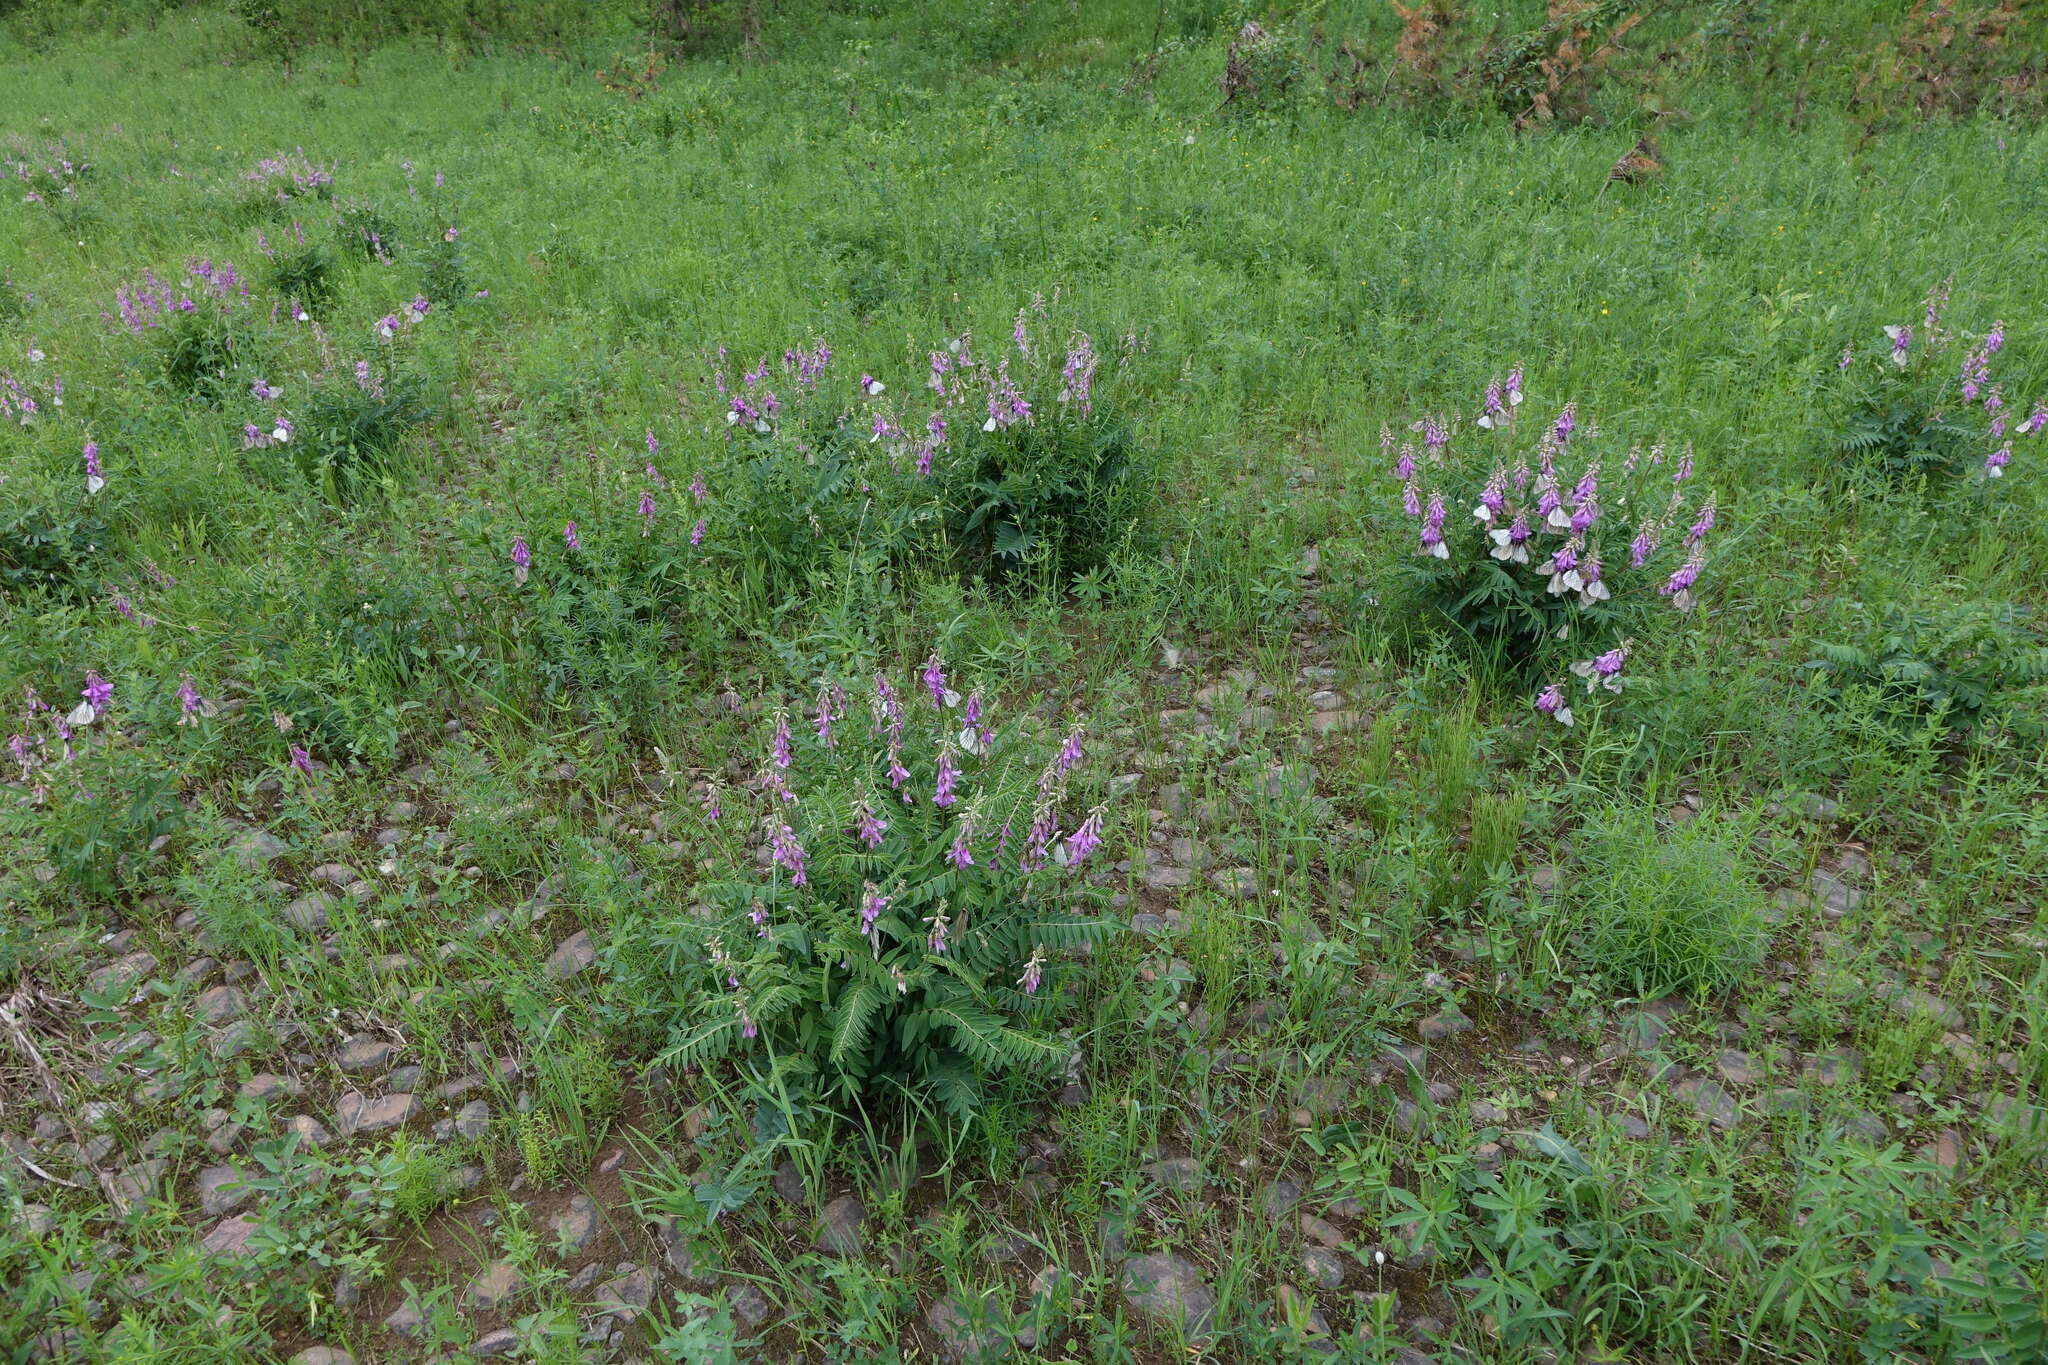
<box><xmin>923</xmin><ymin>653</ymin><xmax>947</xmax><ymax>706</ymax></box>
<box><xmin>1064</xmin><ymin>805</ymin><xmax>1106</xmax><ymax>865</ymax></box>
<box><xmin>510</xmin><ymin>535</ymin><xmax>530</xmax><ymax>585</ymax></box>
<box><xmin>1534</xmin><ymin>684</ymin><xmax>1573</xmax><ymax>727</ymax></box>
<box><xmin>1017</xmin><ymin>949</ymin><xmax>1045</xmax><ymax>997</ymax></box>
<box><xmin>290</xmin><ymin>744</ymin><xmax>313</xmax><ymax>775</ymax></box>
<box><xmin>933</xmin><ymin>745</ymin><xmax>959</xmax><ymax>808</ymax></box>
<box><xmin>563</xmin><ymin>521</ymin><xmax>580</xmax><ymax>551</ymax></box>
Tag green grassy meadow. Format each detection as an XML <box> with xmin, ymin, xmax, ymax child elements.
<box><xmin>3</xmin><ymin>2</ymin><xmax>2047</xmax><ymax>1361</ymax></box>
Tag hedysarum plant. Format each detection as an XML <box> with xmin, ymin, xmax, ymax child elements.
<box><xmin>1391</xmin><ymin>371</ymin><xmax>1716</xmax><ymax>690</ymax></box>
<box><xmin>651</xmin><ymin>659</ymin><xmax>1122</xmax><ymax>1120</ymax></box>
<box><xmin>1834</xmin><ymin>278</ymin><xmax>2045</xmax><ymax>485</ymax></box>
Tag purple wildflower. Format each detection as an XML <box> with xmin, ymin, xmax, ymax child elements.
<box><xmin>1064</xmin><ymin>805</ymin><xmax>1106</xmax><ymax>865</ymax></box>
<box><xmin>510</xmin><ymin>535</ymin><xmax>530</xmax><ymax>585</ymax></box>
<box><xmin>860</xmin><ymin>883</ymin><xmax>888</xmax><ymax>939</ymax></box>
<box><xmin>290</xmin><ymin>744</ymin><xmax>313</xmax><ymax>775</ymax></box>
<box><xmin>1418</xmin><ymin>493</ymin><xmax>1448</xmax><ymax>559</ymax></box>
<box><xmin>1985</xmin><ymin>445</ymin><xmax>2010</xmax><ymax>478</ymax></box>
<box><xmin>1402</xmin><ymin>481</ymin><xmax>1421</xmax><ymax>519</ymax></box>
<box><xmin>639</xmin><ymin>489</ymin><xmax>656</xmax><ymax>535</ymax></box>
<box><xmin>770</xmin><ymin>818</ymin><xmax>808</xmax><ymax>888</ymax></box>
<box><xmin>949</xmin><ymin>821</ymin><xmax>975</xmax><ymax>870</ymax></box>
<box><xmin>1473</xmin><ymin>466</ymin><xmax>1506</xmax><ymax>522</ymax></box>
<box><xmin>81</xmin><ymin>671</ymin><xmax>112</xmax><ymax>714</ymax></box>
<box><xmin>1534</xmin><ymin>684</ymin><xmax>1573</xmax><ymax>727</ymax></box>
<box><xmin>748</xmin><ymin>901</ymin><xmax>770</xmax><ymax>938</ymax></box>
<box><xmin>690</xmin><ymin>519</ymin><xmax>706</xmax><ymax>547</ymax></box>
<box><xmin>1888</xmin><ymin>325</ymin><xmax>1912</xmax><ymax>367</ymax></box>
<box><xmin>1629</xmin><ymin>520</ymin><xmax>1658</xmax><ymax>569</ymax></box>
<box><xmin>933</xmin><ymin>745</ymin><xmax>959</xmax><ymax>808</ymax></box>
<box><xmin>563</xmin><ymin>521</ymin><xmax>581</xmax><ymax>551</ymax></box>
<box><xmin>1552</xmin><ymin>402</ymin><xmax>1577</xmax><ymax>444</ymax></box>
<box><xmin>771</xmin><ymin>709</ymin><xmax>792</xmax><ymax>768</ymax></box>
<box><xmin>376</xmin><ymin>314</ymin><xmax>398</xmax><ymax>340</ymax></box>
<box><xmin>2019</xmin><ymin>403</ymin><xmax>2047</xmax><ymax>437</ymax></box>
<box><xmin>922</xmin><ymin>652</ymin><xmax>947</xmax><ymax>706</ymax></box>
<box><xmin>1661</xmin><ymin>549</ymin><xmax>1704</xmax><ymax>609</ymax></box>
<box><xmin>689</xmin><ymin>471</ymin><xmax>706</xmax><ymax>503</ymax></box>
<box><xmin>1838</xmin><ymin>342</ymin><xmax>1855</xmax><ymax>371</ymax></box>
<box><xmin>1054</xmin><ymin>725</ymin><xmax>1084</xmax><ymax>776</ymax></box>
<box><xmin>1017</xmin><ymin>949</ymin><xmax>1045</xmax><ymax>997</ymax></box>
<box><xmin>83</xmin><ymin>440</ymin><xmax>104</xmax><ymax>493</ymax></box>
<box><xmin>176</xmin><ymin>676</ymin><xmax>205</xmax><ymax>726</ymax></box>
<box><xmin>927</xmin><ymin>906</ymin><xmax>951</xmax><ymax>955</ymax></box>
<box><xmin>1686</xmin><ymin>497</ymin><xmax>1717</xmax><ymax>546</ymax></box>
<box><xmin>854</xmin><ymin>793</ymin><xmax>888</xmax><ymax>850</ymax></box>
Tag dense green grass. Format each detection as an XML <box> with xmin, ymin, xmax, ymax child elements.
<box><xmin>4</xmin><ymin>3</ymin><xmax>2047</xmax><ymax>1362</ymax></box>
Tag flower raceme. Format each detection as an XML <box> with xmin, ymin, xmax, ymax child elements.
<box><xmin>651</xmin><ymin>656</ymin><xmax>1123</xmax><ymax>1117</ymax></box>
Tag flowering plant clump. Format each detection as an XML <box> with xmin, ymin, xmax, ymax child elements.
<box><xmin>245</xmin><ymin>148</ymin><xmax>334</xmax><ymax>205</ymax></box>
<box><xmin>110</xmin><ymin>260</ymin><xmax>258</xmax><ymax>403</ymax></box>
<box><xmin>4</xmin><ymin>674</ymin><xmax>186</xmax><ymax>896</ymax></box>
<box><xmin>1391</xmin><ymin>371</ymin><xmax>1717</xmax><ymax>695</ymax></box>
<box><xmin>6</xmin><ymin>139</ymin><xmax>89</xmax><ymax>207</ymax></box>
<box><xmin>871</xmin><ymin>293</ymin><xmax>1151</xmax><ymax>582</ymax></box>
<box><xmin>650</xmin><ymin>659</ymin><xmax>1121</xmax><ymax>1119</ymax></box>
<box><xmin>1833</xmin><ymin>278</ymin><xmax>2044</xmax><ymax>485</ymax></box>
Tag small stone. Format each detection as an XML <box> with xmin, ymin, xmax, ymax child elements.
<box><xmin>1675</xmin><ymin>1077</ymin><xmax>1739</xmax><ymax>1130</ymax></box>
<box><xmin>1807</xmin><ymin>868</ymin><xmax>1863</xmax><ymax>919</ymax></box>
<box><xmin>383</xmin><ymin>1301</ymin><xmax>428</xmax><ymax>1339</ymax></box>
<box><xmin>1303</xmin><ymin>1246</ymin><xmax>1346</xmax><ymax>1289</ymax></box>
<box><xmin>88</xmin><ymin>952</ymin><xmax>157</xmax><ymax>999</ymax></box>
<box><xmin>289</xmin><ymin>1349</ymin><xmax>355</xmax><ymax>1365</ymax></box>
<box><xmin>197</xmin><ymin>1164</ymin><xmax>251</xmax><ymax>1216</ymax></box>
<box><xmin>334</xmin><ymin>1040</ymin><xmax>395</xmax><ymax>1073</ymax></box>
<box><xmin>772</xmin><ymin>1160</ymin><xmax>807</xmax><ymax>1203</ymax></box>
<box><xmin>284</xmin><ymin>1115</ymin><xmax>331</xmax><ymax>1145</ymax></box>
<box><xmin>815</xmin><ymin>1196</ymin><xmax>865</xmax><ymax>1255</ymax></box>
<box><xmin>553</xmin><ymin>1195</ymin><xmax>600</xmax><ymax>1254</ymax></box>
<box><xmin>1211</xmin><ymin>867</ymin><xmax>1258</xmax><ymax>899</ymax></box>
<box><xmin>1119</xmin><ymin>1253</ymin><xmax>1216</xmax><ymax>1337</ymax></box>
<box><xmin>1805</xmin><ymin>1050</ymin><xmax>1860</xmax><ymax>1086</ymax></box>
<box><xmin>335</xmin><ymin>1092</ymin><xmax>419</xmax><ymax>1136</ymax></box>
<box><xmin>727</xmin><ymin>1282</ymin><xmax>769</xmax><ymax>1328</ymax></box>
<box><xmin>1886</xmin><ymin>987</ymin><xmax>1962</xmax><ymax>1030</ymax></box>
<box><xmin>283</xmin><ymin>895</ymin><xmax>331</xmax><ymax>932</ymax></box>
<box><xmin>1144</xmin><ymin>1157</ymin><xmax>1204</xmax><ymax>1192</ymax></box>
<box><xmin>239</xmin><ymin>1073</ymin><xmax>298</xmax><ymax>1102</ymax></box>
<box><xmin>1715</xmin><ymin>1050</ymin><xmax>1763</xmax><ymax>1086</ymax></box>
<box><xmin>546</xmin><ymin>930</ymin><xmax>596</xmax><ymax>980</ymax></box>
<box><xmin>1299</xmin><ymin>1213</ymin><xmax>1344</xmax><ymax>1248</ymax></box>
<box><xmin>1620</xmin><ymin>1011</ymin><xmax>1669</xmax><ymax>1053</ymax></box>
<box><xmin>593</xmin><ymin>1265</ymin><xmax>652</xmax><ymax>1321</ymax></box>
<box><xmin>1614</xmin><ymin>1113</ymin><xmax>1651</xmax><ymax>1139</ymax></box>
<box><xmin>1144</xmin><ymin>865</ymin><xmax>1193</xmax><ymax>891</ymax></box>
<box><xmin>230</xmin><ymin>828</ymin><xmax>289</xmax><ymax>868</ymax></box>
<box><xmin>386</xmin><ymin>1065</ymin><xmax>424</xmax><ymax>1093</ymax></box>
<box><xmin>463</xmin><ymin>1260</ymin><xmax>524</xmax><ymax>1311</ymax></box>
<box><xmin>1261</xmin><ymin>1179</ymin><xmax>1302</xmax><ymax>1217</ymax></box>
<box><xmin>454</xmin><ymin>1100</ymin><xmax>490</xmax><ymax>1140</ymax></box>
<box><xmin>194</xmin><ymin>986</ymin><xmax>246</xmax><ymax>1025</ymax></box>
<box><xmin>308</xmin><ymin>863</ymin><xmax>356</xmax><ymax>886</ymax></box>
<box><xmin>926</xmin><ymin>1296</ymin><xmax>1003</xmax><ymax>1363</ymax></box>
<box><xmin>1418</xmin><ymin>1005</ymin><xmax>1472</xmax><ymax>1041</ymax></box>
<box><xmin>473</xmin><ymin>1330</ymin><xmax>519</xmax><ymax>1358</ymax></box>
<box><xmin>1920</xmin><ymin>1129</ymin><xmax>1963</xmax><ymax>1171</ymax></box>
<box><xmin>199</xmin><ymin>1215</ymin><xmax>259</xmax><ymax>1257</ymax></box>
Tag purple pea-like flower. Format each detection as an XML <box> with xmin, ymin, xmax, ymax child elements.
<box><xmin>1054</xmin><ymin>725</ymin><xmax>1084</xmax><ymax>776</ymax></box>
<box><xmin>81</xmin><ymin>671</ymin><xmax>112</xmax><ymax>714</ymax></box>
<box><xmin>1985</xmin><ymin>445</ymin><xmax>2010</xmax><ymax>478</ymax></box>
<box><xmin>933</xmin><ymin>745</ymin><xmax>960</xmax><ymax>808</ymax></box>
<box><xmin>923</xmin><ymin>652</ymin><xmax>947</xmax><ymax>705</ymax></box>
<box><xmin>176</xmin><ymin>676</ymin><xmax>204</xmax><ymax>726</ymax></box>
<box><xmin>689</xmin><ymin>471</ymin><xmax>706</xmax><ymax>503</ymax></box>
<box><xmin>1552</xmin><ymin>402</ymin><xmax>1577</xmax><ymax>444</ymax></box>
<box><xmin>749</xmin><ymin>901</ymin><xmax>771</xmax><ymax>938</ymax></box>
<box><xmin>1838</xmin><ymin>342</ymin><xmax>1855</xmax><ymax>370</ymax></box>
<box><xmin>1534</xmin><ymin>684</ymin><xmax>1573</xmax><ymax>727</ymax></box>
<box><xmin>1685</xmin><ymin>497</ymin><xmax>1716</xmax><ymax>546</ymax></box>
<box><xmin>739</xmin><ymin>1004</ymin><xmax>757</xmax><ymax>1039</ymax></box>
<box><xmin>690</xmin><ymin>519</ymin><xmax>706</xmax><ymax>547</ymax></box>
<box><xmin>83</xmin><ymin>440</ymin><xmax>104</xmax><ymax>494</ymax></box>
<box><xmin>1395</xmin><ymin>446</ymin><xmax>1416</xmax><ymax>482</ymax></box>
<box><xmin>376</xmin><ymin>314</ymin><xmax>398</xmax><ymax>340</ymax></box>
<box><xmin>1401</xmin><ymin>481</ymin><xmax>1421</xmax><ymax>519</ymax></box>
<box><xmin>1472</xmin><ymin>467</ymin><xmax>1506</xmax><ymax>523</ymax></box>
<box><xmin>770</xmin><ymin>818</ymin><xmax>808</xmax><ymax>887</ymax></box>
<box><xmin>771</xmin><ymin>709</ymin><xmax>792</xmax><ymax>769</ymax></box>
<box><xmin>639</xmin><ymin>489</ymin><xmax>656</xmax><ymax>535</ymax></box>
<box><xmin>860</xmin><ymin>883</ymin><xmax>888</xmax><ymax>938</ymax></box>
<box><xmin>927</xmin><ymin>907</ymin><xmax>951</xmax><ymax>955</ymax></box>
<box><xmin>1017</xmin><ymin>949</ymin><xmax>1045</xmax><ymax>997</ymax></box>
<box><xmin>1489</xmin><ymin>515</ymin><xmax>1532</xmax><ymax>564</ymax></box>
<box><xmin>290</xmin><ymin>744</ymin><xmax>313</xmax><ymax>775</ymax></box>
<box><xmin>510</xmin><ymin>535</ymin><xmax>530</xmax><ymax>585</ymax></box>
<box><xmin>1661</xmin><ymin>550</ymin><xmax>1704</xmax><ymax>609</ymax></box>
<box><xmin>854</xmin><ymin>794</ymin><xmax>887</xmax><ymax>849</ymax></box>
<box><xmin>1629</xmin><ymin>520</ymin><xmax>1658</xmax><ymax>569</ymax></box>
<box><xmin>2020</xmin><ymin>403</ymin><xmax>2047</xmax><ymax>437</ymax></box>
<box><xmin>1064</xmin><ymin>805</ymin><xmax>1106</xmax><ymax>865</ymax></box>
<box><xmin>949</xmin><ymin>824</ymin><xmax>975</xmax><ymax>869</ymax></box>
<box><xmin>563</xmin><ymin>521</ymin><xmax>580</xmax><ymax>551</ymax></box>
<box><xmin>1418</xmin><ymin>494</ymin><xmax>1448</xmax><ymax>559</ymax></box>
<box><xmin>1888</xmin><ymin>324</ymin><xmax>1912</xmax><ymax>367</ymax></box>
